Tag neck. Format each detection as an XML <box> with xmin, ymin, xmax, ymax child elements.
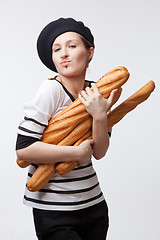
<box><xmin>57</xmin><ymin>73</ymin><xmax>87</xmax><ymax>99</ymax></box>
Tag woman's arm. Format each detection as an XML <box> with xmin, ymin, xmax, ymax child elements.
<box><xmin>16</xmin><ymin>139</ymin><xmax>93</xmax><ymax>165</ymax></box>
<box><xmin>92</xmin><ymin>113</ymin><xmax>109</xmax><ymax>159</ymax></box>
<box><xmin>16</xmin><ymin>79</ymin><xmax>94</xmax><ymax>166</ymax></box>
<box><xmin>79</xmin><ymin>83</ymin><xmax>116</xmax><ymax>160</ymax></box>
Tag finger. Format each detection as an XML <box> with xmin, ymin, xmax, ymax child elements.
<box><xmin>87</xmin><ymin>139</ymin><xmax>94</xmax><ymax>145</ymax></box>
<box><xmin>105</xmin><ymin>89</ymin><xmax>118</xmax><ymax>111</ymax></box>
<box><xmin>111</xmin><ymin>88</ymin><xmax>118</xmax><ymax>95</ymax></box>
<box><xmin>85</xmin><ymin>86</ymin><xmax>93</xmax><ymax>96</ymax></box>
<box><xmin>80</xmin><ymin>90</ymin><xmax>89</xmax><ymax>100</ymax></box>
<box><xmin>91</xmin><ymin>83</ymin><xmax>100</xmax><ymax>94</ymax></box>
<box><xmin>78</xmin><ymin>93</ymin><xmax>86</xmax><ymax>105</ymax></box>
<box><xmin>82</xmin><ymin>138</ymin><xmax>94</xmax><ymax>145</ymax></box>
<box><xmin>108</xmin><ymin>89</ymin><xmax>118</xmax><ymax>102</ymax></box>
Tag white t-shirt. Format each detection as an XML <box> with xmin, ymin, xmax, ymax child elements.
<box><xmin>17</xmin><ymin>79</ymin><xmax>105</xmax><ymax>211</ymax></box>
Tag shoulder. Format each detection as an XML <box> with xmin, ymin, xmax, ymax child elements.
<box><xmin>31</xmin><ymin>79</ymin><xmax>67</xmax><ymax>104</ymax></box>
<box><xmin>36</xmin><ymin>79</ymin><xmax>62</xmax><ymax>96</ymax></box>
<box><xmin>23</xmin><ymin>79</ymin><xmax>66</xmax><ymax>118</ymax></box>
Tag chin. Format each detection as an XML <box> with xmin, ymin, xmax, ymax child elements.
<box><xmin>59</xmin><ymin>67</ymin><xmax>86</xmax><ymax>78</ymax></box>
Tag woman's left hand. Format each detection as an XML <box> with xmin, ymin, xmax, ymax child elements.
<box><xmin>78</xmin><ymin>83</ymin><xmax>117</xmax><ymax>120</ymax></box>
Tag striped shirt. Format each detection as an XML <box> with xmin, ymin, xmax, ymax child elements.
<box><xmin>17</xmin><ymin>79</ymin><xmax>108</xmax><ymax>211</ymax></box>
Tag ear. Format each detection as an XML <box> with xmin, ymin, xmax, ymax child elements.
<box><xmin>88</xmin><ymin>47</ymin><xmax>94</xmax><ymax>61</ymax></box>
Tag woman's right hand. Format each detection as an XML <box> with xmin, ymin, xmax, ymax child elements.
<box><xmin>77</xmin><ymin>139</ymin><xmax>94</xmax><ymax>166</ymax></box>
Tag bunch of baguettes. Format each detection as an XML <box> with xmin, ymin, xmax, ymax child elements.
<box><xmin>16</xmin><ymin>66</ymin><xmax>155</xmax><ymax>192</ymax></box>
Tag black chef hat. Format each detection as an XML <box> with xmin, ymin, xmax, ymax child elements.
<box><xmin>37</xmin><ymin>17</ymin><xmax>95</xmax><ymax>72</ymax></box>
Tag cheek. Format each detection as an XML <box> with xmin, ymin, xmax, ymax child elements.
<box><xmin>52</xmin><ymin>54</ymin><xmax>60</xmax><ymax>71</ymax></box>
<box><xmin>74</xmin><ymin>50</ymin><xmax>88</xmax><ymax>66</ymax></box>
<box><xmin>52</xmin><ymin>53</ymin><xmax>56</xmax><ymax>65</ymax></box>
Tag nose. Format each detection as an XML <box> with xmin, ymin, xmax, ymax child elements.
<box><xmin>60</xmin><ymin>47</ymin><xmax>69</xmax><ymax>59</ymax></box>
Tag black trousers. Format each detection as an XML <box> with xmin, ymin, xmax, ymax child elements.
<box><xmin>33</xmin><ymin>200</ymin><xmax>109</xmax><ymax>240</ymax></box>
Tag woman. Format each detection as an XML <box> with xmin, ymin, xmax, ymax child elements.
<box><xmin>16</xmin><ymin>17</ymin><xmax>116</xmax><ymax>240</ymax></box>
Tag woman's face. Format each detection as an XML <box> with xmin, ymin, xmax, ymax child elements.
<box><xmin>52</xmin><ymin>32</ymin><xmax>94</xmax><ymax>77</ymax></box>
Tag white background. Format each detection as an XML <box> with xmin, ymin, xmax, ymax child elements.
<box><xmin>0</xmin><ymin>0</ymin><xmax>159</xmax><ymax>239</ymax></box>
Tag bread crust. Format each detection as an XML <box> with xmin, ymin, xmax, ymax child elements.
<box><xmin>26</xmin><ymin>66</ymin><xmax>128</xmax><ymax>191</ymax></box>
<box><xmin>17</xmin><ymin>69</ymin><xmax>155</xmax><ymax>192</ymax></box>
<box><xmin>56</xmin><ymin>81</ymin><xmax>155</xmax><ymax>175</ymax></box>
<box><xmin>17</xmin><ymin>66</ymin><xmax>127</xmax><ymax>169</ymax></box>
<box><xmin>18</xmin><ymin>67</ymin><xmax>158</xmax><ymax>192</ymax></box>
<box><xmin>107</xmin><ymin>80</ymin><xmax>155</xmax><ymax>130</ymax></box>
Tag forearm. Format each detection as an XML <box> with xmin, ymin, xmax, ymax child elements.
<box><xmin>16</xmin><ymin>141</ymin><xmax>81</xmax><ymax>164</ymax></box>
<box><xmin>92</xmin><ymin>114</ymin><xmax>110</xmax><ymax>160</ymax></box>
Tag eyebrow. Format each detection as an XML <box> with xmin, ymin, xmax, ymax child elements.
<box><xmin>52</xmin><ymin>39</ymin><xmax>80</xmax><ymax>47</ymax></box>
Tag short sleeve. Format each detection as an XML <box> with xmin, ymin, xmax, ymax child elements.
<box><xmin>17</xmin><ymin>80</ymin><xmax>61</xmax><ymax>139</ymax></box>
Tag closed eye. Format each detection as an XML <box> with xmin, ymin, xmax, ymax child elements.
<box><xmin>54</xmin><ymin>48</ymin><xmax>61</xmax><ymax>52</ymax></box>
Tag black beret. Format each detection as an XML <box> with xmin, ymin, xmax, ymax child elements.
<box><xmin>37</xmin><ymin>17</ymin><xmax>95</xmax><ymax>72</ymax></box>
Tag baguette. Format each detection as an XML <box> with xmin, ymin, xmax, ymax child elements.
<box><xmin>26</xmin><ymin>66</ymin><xmax>129</xmax><ymax>191</ymax></box>
<box><xmin>56</xmin><ymin>80</ymin><xmax>155</xmax><ymax>175</ymax></box>
<box><xmin>56</xmin><ymin>86</ymin><xmax>122</xmax><ymax>147</ymax></box>
<box><xmin>27</xmin><ymin>164</ymin><xmax>56</xmax><ymax>192</ymax></box>
<box><xmin>17</xmin><ymin>66</ymin><xmax>127</xmax><ymax>168</ymax></box>
<box><xmin>107</xmin><ymin>80</ymin><xmax>155</xmax><ymax>130</ymax></box>
<box><xmin>17</xmin><ymin>158</ymin><xmax>31</xmax><ymax>168</ymax></box>
<box><xmin>27</xmin><ymin>87</ymin><xmax>122</xmax><ymax>191</ymax></box>
<box><xmin>26</xmin><ymin>88</ymin><xmax>124</xmax><ymax>191</ymax></box>
<box><xmin>41</xmin><ymin>66</ymin><xmax>129</xmax><ymax>143</ymax></box>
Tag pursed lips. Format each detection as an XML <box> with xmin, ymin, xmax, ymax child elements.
<box><xmin>60</xmin><ymin>60</ymin><xmax>71</xmax><ymax>66</ymax></box>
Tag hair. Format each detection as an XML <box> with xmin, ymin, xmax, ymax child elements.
<box><xmin>80</xmin><ymin>36</ymin><xmax>93</xmax><ymax>50</ymax></box>
<box><xmin>80</xmin><ymin>36</ymin><xmax>94</xmax><ymax>64</ymax></box>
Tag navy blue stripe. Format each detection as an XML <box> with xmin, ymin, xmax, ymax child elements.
<box><xmin>28</xmin><ymin>172</ymin><xmax>96</xmax><ymax>183</ymax></box>
<box><xmin>49</xmin><ymin>172</ymin><xmax>96</xmax><ymax>183</ymax></box>
<box><xmin>39</xmin><ymin>182</ymin><xmax>99</xmax><ymax>194</ymax></box>
<box><xmin>15</xmin><ymin>134</ymin><xmax>40</xmax><ymax>150</ymax></box>
<box><xmin>28</xmin><ymin>162</ymin><xmax>92</xmax><ymax>177</ymax></box>
<box><xmin>28</xmin><ymin>162</ymin><xmax>92</xmax><ymax>172</ymax></box>
<box><xmin>31</xmin><ymin>163</ymin><xmax>39</xmax><ymax>169</ymax></box>
<box><xmin>73</xmin><ymin>162</ymin><xmax>92</xmax><ymax>171</ymax></box>
<box><xmin>55</xmin><ymin>79</ymin><xmax>75</xmax><ymax>102</ymax></box>
<box><xmin>18</xmin><ymin>126</ymin><xmax>43</xmax><ymax>135</ymax></box>
<box><xmin>52</xmin><ymin>79</ymin><xmax>95</xmax><ymax>102</ymax></box>
<box><xmin>24</xmin><ymin>116</ymin><xmax>48</xmax><ymax>127</ymax></box>
<box><xmin>108</xmin><ymin>131</ymin><xmax>111</xmax><ymax>137</ymax></box>
<box><xmin>24</xmin><ymin>192</ymin><xmax>103</xmax><ymax>206</ymax></box>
